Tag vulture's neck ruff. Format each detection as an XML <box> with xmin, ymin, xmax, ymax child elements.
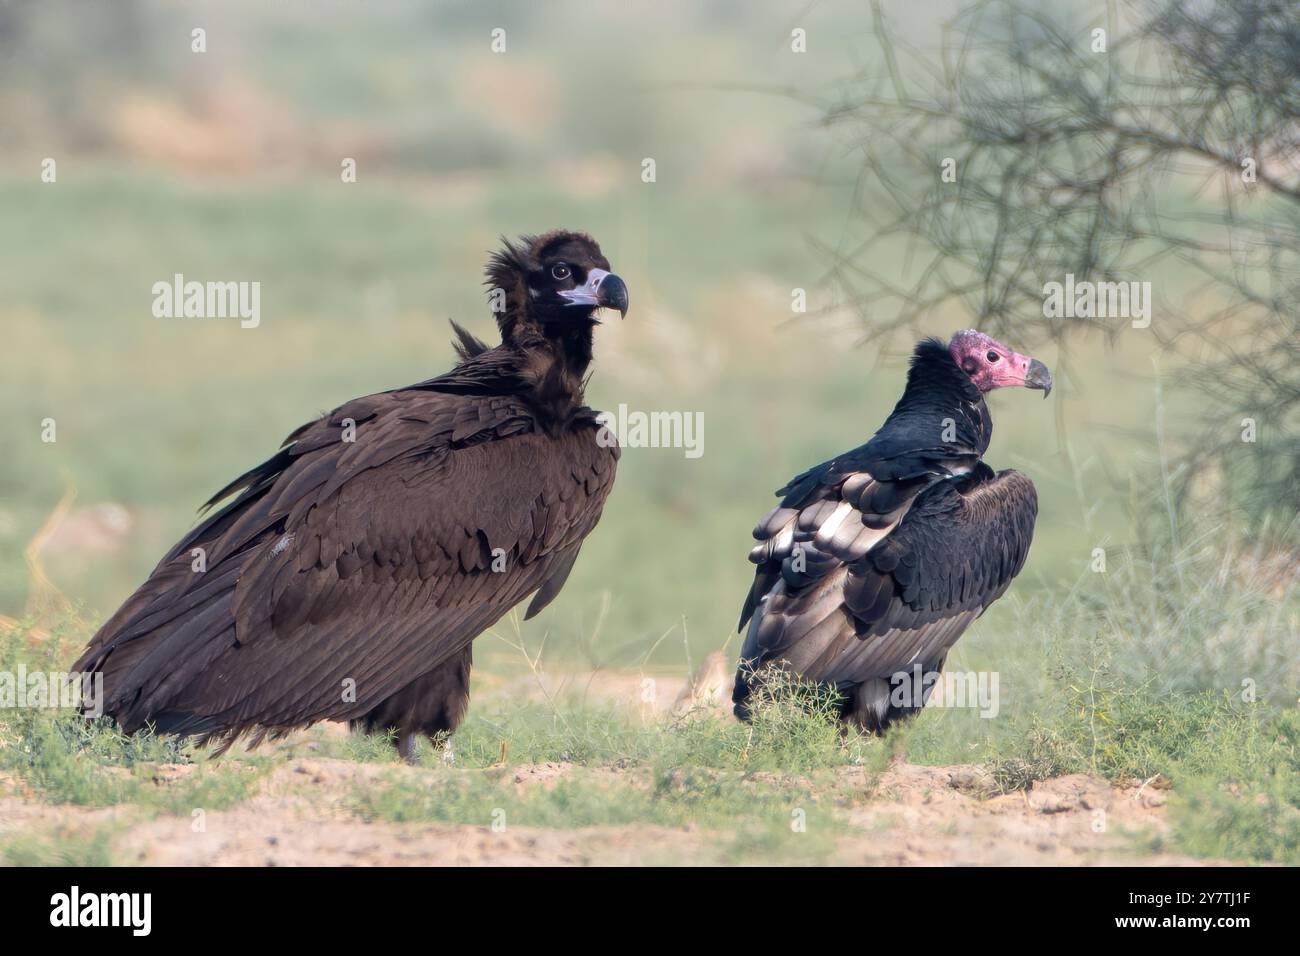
<box><xmin>478</xmin><ymin>231</ymin><xmax>626</xmax><ymax>427</ymax></box>
<box><xmin>863</xmin><ymin>338</ymin><xmax>992</xmax><ymax>475</ymax></box>
<box><xmin>881</xmin><ymin>337</ymin><xmax>986</xmax><ymax>428</ymax></box>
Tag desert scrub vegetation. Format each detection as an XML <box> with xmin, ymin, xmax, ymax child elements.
<box><xmin>327</xmin><ymin>687</ymin><xmax>884</xmax><ymax>862</ymax></box>
<box><xmin>2</xmin><ymin>713</ymin><xmax>263</xmax><ymax>814</ymax></box>
<box><xmin>346</xmin><ymin>765</ymin><xmax>841</xmax><ymax>865</ymax></box>
<box><xmin>0</xmin><ymin>617</ymin><xmax>264</xmax><ymax>816</ymax></box>
<box><xmin>917</xmin><ymin>524</ymin><xmax>1300</xmax><ymax>863</ymax></box>
<box><xmin>341</xmin><ymin>677</ymin><xmax>872</xmax><ymax>863</ymax></box>
<box><xmin>0</xmin><ymin>823</ymin><xmax>119</xmax><ymax>867</ymax></box>
<box><xmin>323</xmin><ymin>668</ymin><xmax>878</xmax><ymax>775</ymax></box>
<box><xmin>348</xmin><ymin>762</ymin><xmax>833</xmax><ymax>833</ymax></box>
<box><xmin>468</xmin><ymin>670</ymin><xmax>878</xmax><ymax>774</ymax></box>
<box><xmin>3</xmin><ymin>485</ymin><xmax>1294</xmax><ymax>863</ymax></box>
<box><xmin>930</xmin><ymin>446</ymin><xmax>1300</xmax><ymax>861</ymax></box>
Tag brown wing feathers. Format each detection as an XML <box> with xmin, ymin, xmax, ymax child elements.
<box><xmin>75</xmin><ymin>231</ymin><xmax>628</xmax><ymax>751</ymax></box>
<box><xmin>77</xmin><ymin>390</ymin><xmax>616</xmax><ymax>743</ymax></box>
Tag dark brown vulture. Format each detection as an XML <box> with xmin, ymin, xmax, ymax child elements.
<box><xmin>74</xmin><ymin>230</ymin><xmax>629</xmax><ymax>759</ymax></box>
<box><xmin>734</xmin><ymin>330</ymin><xmax>1051</xmax><ymax>732</ymax></box>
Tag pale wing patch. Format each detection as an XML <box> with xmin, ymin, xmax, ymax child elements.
<box><xmin>813</xmin><ymin>501</ymin><xmax>855</xmax><ymax>542</ymax></box>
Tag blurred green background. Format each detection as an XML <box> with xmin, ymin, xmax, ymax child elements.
<box><xmin>0</xmin><ymin>0</ymin><xmax>1244</xmax><ymax>672</ymax></box>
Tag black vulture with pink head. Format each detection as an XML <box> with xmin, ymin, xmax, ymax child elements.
<box><xmin>734</xmin><ymin>330</ymin><xmax>1052</xmax><ymax>732</ymax></box>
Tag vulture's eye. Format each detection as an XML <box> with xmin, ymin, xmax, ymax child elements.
<box><xmin>550</xmin><ymin>263</ymin><xmax>571</xmax><ymax>281</ymax></box>
<box><xmin>986</xmin><ymin>350</ymin><xmax>1000</xmax><ymax>363</ymax></box>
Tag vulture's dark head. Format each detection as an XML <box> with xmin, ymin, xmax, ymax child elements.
<box><xmin>485</xmin><ymin>231</ymin><xmax>628</xmax><ymax>348</ymax></box>
<box><xmin>948</xmin><ymin>329</ymin><xmax>1052</xmax><ymax>397</ymax></box>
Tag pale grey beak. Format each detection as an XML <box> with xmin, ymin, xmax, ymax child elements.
<box><xmin>558</xmin><ymin>268</ymin><xmax>629</xmax><ymax>318</ymax></box>
<box><xmin>1025</xmin><ymin>358</ymin><xmax>1053</xmax><ymax>398</ymax></box>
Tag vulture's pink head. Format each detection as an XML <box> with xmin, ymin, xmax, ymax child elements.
<box><xmin>948</xmin><ymin>329</ymin><xmax>1052</xmax><ymax>397</ymax></box>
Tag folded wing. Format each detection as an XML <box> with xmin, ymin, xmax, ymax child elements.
<box><xmin>734</xmin><ymin>461</ymin><xmax>1036</xmax><ymax>729</ymax></box>
<box><xmin>75</xmin><ymin>388</ymin><xmax>617</xmax><ymax>743</ymax></box>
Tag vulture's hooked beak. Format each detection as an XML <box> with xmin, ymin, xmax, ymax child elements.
<box><xmin>559</xmin><ymin>268</ymin><xmax>629</xmax><ymax>318</ymax></box>
<box><xmin>1025</xmin><ymin>358</ymin><xmax>1053</xmax><ymax>398</ymax></box>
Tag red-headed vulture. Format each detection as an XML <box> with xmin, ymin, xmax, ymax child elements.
<box><xmin>734</xmin><ymin>330</ymin><xmax>1051</xmax><ymax>731</ymax></box>
<box><xmin>75</xmin><ymin>230</ymin><xmax>630</xmax><ymax>759</ymax></box>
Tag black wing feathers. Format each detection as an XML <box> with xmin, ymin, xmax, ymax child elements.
<box><xmin>737</xmin><ymin>468</ymin><xmax>1036</xmax><ymax>700</ymax></box>
<box><xmin>734</xmin><ymin>338</ymin><xmax>1038</xmax><ymax>730</ymax></box>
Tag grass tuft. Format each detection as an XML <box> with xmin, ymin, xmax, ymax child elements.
<box><xmin>0</xmin><ymin>824</ymin><xmax>119</xmax><ymax>867</ymax></box>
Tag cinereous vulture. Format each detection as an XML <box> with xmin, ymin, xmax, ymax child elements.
<box><xmin>75</xmin><ymin>230</ymin><xmax>629</xmax><ymax>759</ymax></box>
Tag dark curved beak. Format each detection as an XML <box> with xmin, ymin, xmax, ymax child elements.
<box><xmin>1025</xmin><ymin>358</ymin><xmax>1053</xmax><ymax>398</ymax></box>
<box><xmin>559</xmin><ymin>268</ymin><xmax>629</xmax><ymax>318</ymax></box>
<box><xmin>595</xmin><ymin>272</ymin><xmax>628</xmax><ymax>318</ymax></box>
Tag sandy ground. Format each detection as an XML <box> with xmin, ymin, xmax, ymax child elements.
<box><xmin>0</xmin><ymin>660</ymin><xmax>1227</xmax><ymax>865</ymax></box>
<box><xmin>0</xmin><ymin>754</ymin><xmax>1214</xmax><ymax>866</ymax></box>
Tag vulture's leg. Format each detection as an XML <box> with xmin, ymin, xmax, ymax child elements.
<box><xmin>846</xmin><ymin>654</ymin><xmax>951</xmax><ymax>734</ymax></box>
<box><xmin>918</xmin><ymin>654</ymin><xmax>948</xmax><ymax>710</ymax></box>
<box><xmin>350</xmin><ymin>644</ymin><xmax>474</xmax><ymax>763</ymax></box>
<box><xmin>397</xmin><ymin>732</ymin><xmax>420</xmax><ymax>764</ymax></box>
<box><xmin>846</xmin><ymin>677</ymin><xmax>893</xmax><ymax>734</ymax></box>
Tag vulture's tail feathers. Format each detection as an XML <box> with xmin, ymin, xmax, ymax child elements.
<box><xmin>75</xmin><ymin>562</ymin><xmax>244</xmax><ymax>740</ymax></box>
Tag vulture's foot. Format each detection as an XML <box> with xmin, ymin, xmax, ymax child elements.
<box><xmin>395</xmin><ymin>732</ymin><xmax>454</xmax><ymax>766</ymax></box>
<box><xmin>396</xmin><ymin>732</ymin><xmax>420</xmax><ymax>765</ymax></box>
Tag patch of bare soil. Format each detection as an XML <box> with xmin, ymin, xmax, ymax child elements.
<box><xmin>105</xmin><ymin>760</ymin><xmax>692</xmax><ymax>867</ymax></box>
<box><xmin>120</xmin><ymin>810</ymin><xmax>698</xmax><ymax>867</ymax></box>
<box><xmin>828</xmin><ymin>763</ymin><xmax>1195</xmax><ymax>866</ymax></box>
<box><xmin>0</xmin><ymin>756</ymin><xmax>1217</xmax><ymax>866</ymax></box>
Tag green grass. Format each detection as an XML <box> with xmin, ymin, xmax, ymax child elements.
<box><xmin>333</xmin><ymin>658</ymin><xmax>1299</xmax><ymax>865</ymax></box>
<box><xmin>4</xmin><ymin>471</ymin><xmax>1297</xmax><ymax>864</ymax></box>
<box><xmin>3</xmin><ymin>597</ymin><xmax>1297</xmax><ymax>863</ymax></box>
<box><xmin>0</xmin><ymin>824</ymin><xmax>120</xmax><ymax>867</ymax></box>
<box><xmin>348</xmin><ymin>768</ymin><xmax>842</xmax><ymax>865</ymax></box>
<box><xmin>0</xmin><ymin>618</ymin><xmax>265</xmax><ymax>815</ymax></box>
<box><xmin>340</xmin><ymin>626</ymin><xmax>1300</xmax><ymax>863</ymax></box>
<box><xmin>323</xmin><ymin>667</ymin><xmax>882</xmax><ymax>775</ymax></box>
<box><xmin>1</xmin><ymin>710</ymin><xmax>264</xmax><ymax>814</ymax></box>
<box><xmin>1171</xmin><ymin>770</ymin><xmax>1300</xmax><ymax>865</ymax></box>
<box><xmin>346</xmin><ymin>754</ymin><xmax>845</xmax><ymax>865</ymax></box>
<box><xmin>9</xmin><ymin>483</ymin><xmax>1294</xmax><ymax>864</ymax></box>
<box><xmin>327</xmin><ymin>690</ymin><xmax>879</xmax><ymax>776</ymax></box>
